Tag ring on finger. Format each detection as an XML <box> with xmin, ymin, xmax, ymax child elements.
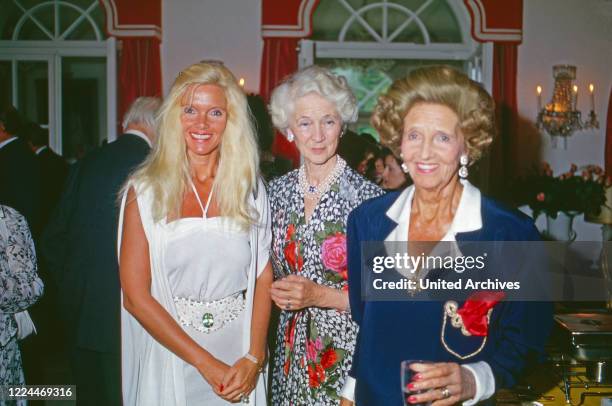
<box><xmin>285</xmin><ymin>299</ymin><xmax>291</xmax><ymax>310</ymax></box>
<box><xmin>440</xmin><ymin>386</ymin><xmax>451</xmax><ymax>399</ymax></box>
<box><xmin>241</xmin><ymin>394</ymin><xmax>250</xmax><ymax>404</ymax></box>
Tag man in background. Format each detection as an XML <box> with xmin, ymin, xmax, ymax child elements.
<box><xmin>0</xmin><ymin>105</ymin><xmax>40</xmax><ymax>228</ymax></box>
<box><xmin>42</xmin><ymin>97</ymin><xmax>161</xmax><ymax>406</ymax></box>
<box><xmin>25</xmin><ymin>121</ymin><xmax>69</xmax><ymax>232</ymax></box>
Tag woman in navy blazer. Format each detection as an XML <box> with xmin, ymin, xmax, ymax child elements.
<box><xmin>341</xmin><ymin>67</ymin><xmax>552</xmax><ymax>406</ymax></box>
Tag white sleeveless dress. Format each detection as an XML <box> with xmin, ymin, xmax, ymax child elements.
<box><xmin>170</xmin><ymin>182</ymin><xmax>253</xmax><ymax>404</ymax></box>
<box><xmin>118</xmin><ymin>180</ymin><xmax>271</xmax><ymax>406</ymax></box>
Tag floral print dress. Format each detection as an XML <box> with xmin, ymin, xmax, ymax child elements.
<box><xmin>0</xmin><ymin>205</ymin><xmax>44</xmax><ymax>404</ymax></box>
<box><xmin>268</xmin><ymin>163</ymin><xmax>382</xmax><ymax>405</ymax></box>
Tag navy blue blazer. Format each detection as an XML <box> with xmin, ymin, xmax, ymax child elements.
<box><xmin>346</xmin><ymin>190</ymin><xmax>553</xmax><ymax>405</ymax></box>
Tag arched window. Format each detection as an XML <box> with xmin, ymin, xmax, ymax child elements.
<box><xmin>0</xmin><ymin>0</ymin><xmax>117</xmax><ymax>161</ymax></box>
<box><xmin>299</xmin><ymin>0</ymin><xmax>491</xmax><ymax>138</ymax></box>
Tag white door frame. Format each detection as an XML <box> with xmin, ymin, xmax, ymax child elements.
<box><xmin>299</xmin><ymin>0</ymin><xmax>493</xmax><ymax>91</ymax></box>
<box><xmin>0</xmin><ymin>38</ymin><xmax>117</xmax><ymax>153</ymax></box>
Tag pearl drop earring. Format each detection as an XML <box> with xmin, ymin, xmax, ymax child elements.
<box><xmin>459</xmin><ymin>154</ymin><xmax>469</xmax><ymax>178</ymax></box>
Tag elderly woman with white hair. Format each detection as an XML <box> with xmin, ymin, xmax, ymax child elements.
<box><xmin>267</xmin><ymin>65</ymin><xmax>382</xmax><ymax>405</ymax></box>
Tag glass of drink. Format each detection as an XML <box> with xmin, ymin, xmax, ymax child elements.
<box><xmin>401</xmin><ymin>360</ymin><xmax>432</xmax><ymax>406</ymax></box>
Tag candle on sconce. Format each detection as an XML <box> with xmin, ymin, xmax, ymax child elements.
<box><xmin>589</xmin><ymin>83</ymin><xmax>595</xmax><ymax>111</ymax></box>
<box><xmin>572</xmin><ymin>85</ymin><xmax>578</xmax><ymax>111</ymax></box>
<box><xmin>536</xmin><ymin>85</ymin><xmax>542</xmax><ymax>111</ymax></box>
<box><xmin>239</xmin><ymin>77</ymin><xmax>245</xmax><ymax>88</ymax></box>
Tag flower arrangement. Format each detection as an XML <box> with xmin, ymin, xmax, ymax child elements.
<box><xmin>515</xmin><ymin>163</ymin><xmax>609</xmax><ymax>219</ymax></box>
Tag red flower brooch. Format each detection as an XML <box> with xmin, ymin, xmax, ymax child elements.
<box><xmin>442</xmin><ymin>291</ymin><xmax>505</xmax><ymax>359</ymax></box>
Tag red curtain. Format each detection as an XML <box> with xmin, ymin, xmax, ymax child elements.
<box><xmin>486</xmin><ymin>43</ymin><xmax>518</xmax><ymax>199</ymax></box>
<box><xmin>260</xmin><ymin>37</ymin><xmax>300</xmax><ymax>167</ymax></box>
<box><xmin>606</xmin><ymin>89</ymin><xmax>612</xmax><ymax>175</ymax></box>
<box><xmin>118</xmin><ymin>38</ymin><xmax>162</xmax><ymax>129</ymax></box>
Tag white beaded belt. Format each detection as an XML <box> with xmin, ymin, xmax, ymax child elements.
<box><xmin>174</xmin><ymin>292</ymin><xmax>246</xmax><ymax>334</ymax></box>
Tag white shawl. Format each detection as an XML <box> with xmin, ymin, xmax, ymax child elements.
<box><xmin>118</xmin><ymin>180</ymin><xmax>270</xmax><ymax>405</ymax></box>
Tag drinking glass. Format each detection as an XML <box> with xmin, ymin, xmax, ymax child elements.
<box><xmin>401</xmin><ymin>360</ymin><xmax>432</xmax><ymax>406</ymax></box>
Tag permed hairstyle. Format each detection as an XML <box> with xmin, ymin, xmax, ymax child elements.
<box><xmin>371</xmin><ymin>66</ymin><xmax>496</xmax><ymax>163</ymax></box>
<box><xmin>122</xmin><ymin>96</ymin><xmax>162</xmax><ymax>132</ymax></box>
<box><xmin>126</xmin><ymin>62</ymin><xmax>259</xmax><ymax>227</ymax></box>
<box><xmin>268</xmin><ymin>65</ymin><xmax>357</xmax><ymax>134</ymax></box>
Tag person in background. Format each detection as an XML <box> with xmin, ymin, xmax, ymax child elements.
<box><xmin>337</xmin><ymin>130</ymin><xmax>378</xmax><ymax>177</ymax></box>
<box><xmin>16</xmin><ymin>121</ymin><xmax>68</xmax><ymax>389</ymax></box>
<box><xmin>364</xmin><ymin>147</ymin><xmax>383</xmax><ymax>186</ymax></box>
<box><xmin>41</xmin><ymin>97</ymin><xmax>161</xmax><ymax>406</ymax></box>
<box><xmin>247</xmin><ymin>94</ymin><xmax>292</xmax><ymax>182</ymax></box>
<box><xmin>0</xmin><ymin>205</ymin><xmax>44</xmax><ymax>401</ymax></box>
<box><xmin>0</xmin><ymin>105</ymin><xmax>40</xmax><ymax>230</ymax></box>
<box><xmin>267</xmin><ymin>65</ymin><xmax>382</xmax><ymax>405</ymax></box>
<box><xmin>24</xmin><ymin>122</ymin><xmax>68</xmax><ymax>232</ymax></box>
<box><xmin>119</xmin><ymin>62</ymin><xmax>272</xmax><ymax>405</ymax></box>
<box><xmin>341</xmin><ymin>66</ymin><xmax>552</xmax><ymax>405</ymax></box>
<box><xmin>380</xmin><ymin>146</ymin><xmax>410</xmax><ymax>191</ymax></box>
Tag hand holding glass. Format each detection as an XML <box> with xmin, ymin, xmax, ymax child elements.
<box><xmin>401</xmin><ymin>360</ymin><xmax>433</xmax><ymax>406</ymax></box>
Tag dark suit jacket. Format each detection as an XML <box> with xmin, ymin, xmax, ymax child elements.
<box><xmin>346</xmin><ymin>190</ymin><xmax>554</xmax><ymax>405</ymax></box>
<box><xmin>36</xmin><ymin>147</ymin><xmax>68</xmax><ymax>233</ymax></box>
<box><xmin>42</xmin><ymin>133</ymin><xmax>150</xmax><ymax>354</ymax></box>
<box><xmin>0</xmin><ymin>137</ymin><xmax>41</xmax><ymax>228</ymax></box>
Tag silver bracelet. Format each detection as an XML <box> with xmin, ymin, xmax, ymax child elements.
<box><xmin>244</xmin><ymin>353</ymin><xmax>265</xmax><ymax>372</ymax></box>
<box><xmin>244</xmin><ymin>352</ymin><xmax>259</xmax><ymax>365</ymax></box>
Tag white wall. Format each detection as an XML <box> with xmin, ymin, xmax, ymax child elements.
<box><xmin>161</xmin><ymin>0</ymin><xmax>262</xmax><ymax>94</ymax></box>
<box><xmin>518</xmin><ymin>0</ymin><xmax>612</xmax><ymax>241</ymax></box>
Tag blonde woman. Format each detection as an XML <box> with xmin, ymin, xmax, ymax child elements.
<box><xmin>119</xmin><ymin>62</ymin><xmax>272</xmax><ymax>405</ymax></box>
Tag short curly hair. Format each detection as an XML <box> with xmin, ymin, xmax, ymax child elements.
<box><xmin>268</xmin><ymin>65</ymin><xmax>357</xmax><ymax>134</ymax></box>
<box><xmin>371</xmin><ymin>66</ymin><xmax>495</xmax><ymax>163</ymax></box>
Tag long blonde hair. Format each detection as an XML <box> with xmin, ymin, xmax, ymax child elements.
<box><xmin>127</xmin><ymin>62</ymin><xmax>259</xmax><ymax>227</ymax></box>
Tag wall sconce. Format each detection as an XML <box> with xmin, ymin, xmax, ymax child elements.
<box><xmin>536</xmin><ymin>65</ymin><xmax>599</xmax><ymax>146</ymax></box>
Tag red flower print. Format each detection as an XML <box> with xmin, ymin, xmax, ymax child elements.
<box><xmin>308</xmin><ymin>364</ymin><xmax>320</xmax><ymax>388</ymax></box>
<box><xmin>284</xmin><ymin>315</ymin><xmax>298</xmax><ymax>348</ymax></box>
<box><xmin>307</xmin><ymin>363</ymin><xmax>327</xmax><ymax>387</ymax></box>
<box><xmin>316</xmin><ymin>364</ymin><xmax>326</xmax><ymax>383</ymax></box>
<box><xmin>284</xmin><ymin>240</ymin><xmax>303</xmax><ymax>273</ymax></box>
<box><xmin>286</xmin><ymin>223</ymin><xmax>296</xmax><ymax>241</ymax></box>
<box><xmin>320</xmin><ymin>348</ymin><xmax>338</xmax><ymax>369</ymax></box>
<box><xmin>283</xmin><ymin>358</ymin><xmax>290</xmax><ymax>376</ymax></box>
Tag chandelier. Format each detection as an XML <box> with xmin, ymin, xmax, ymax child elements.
<box><xmin>536</xmin><ymin>65</ymin><xmax>599</xmax><ymax>138</ymax></box>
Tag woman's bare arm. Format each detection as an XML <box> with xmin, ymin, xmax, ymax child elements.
<box><xmin>249</xmin><ymin>263</ymin><xmax>273</xmax><ymax>361</ymax></box>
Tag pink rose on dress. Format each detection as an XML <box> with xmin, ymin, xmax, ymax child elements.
<box><xmin>321</xmin><ymin>232</ymin><xmax>347</xmax><ymax>274</ymax></box>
